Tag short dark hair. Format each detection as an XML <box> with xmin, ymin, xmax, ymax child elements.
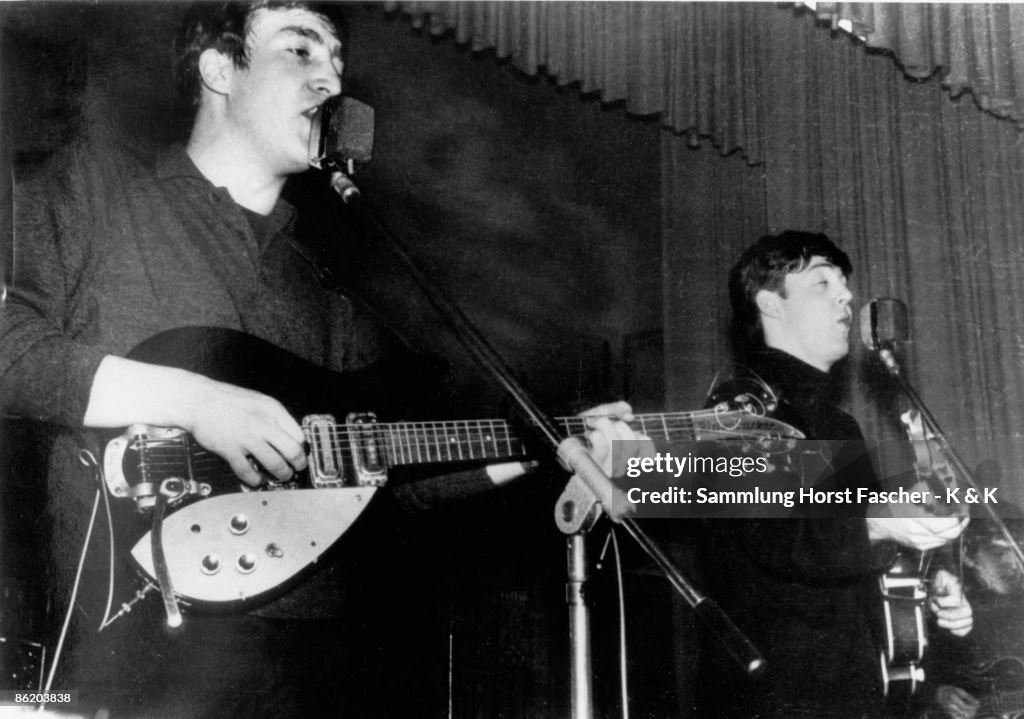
<box><xmin>173</xmin><ymin>1</ymin><xmax>343</xmax><ymax>107</ymax></box>
<box><xmin>729</xmin><ymin>231</ymin><xmax>852</xmax><ymax>350</ymax></box>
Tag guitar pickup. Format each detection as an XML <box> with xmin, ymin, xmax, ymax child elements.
<box><xmin>304</xmin><ymin>414</ymin><xmax>344</xmax><ymax>488</ymax></box>
<box><xmin>303</xmin><ymin>413</ymin><xmax>388</xmax><ymax>488</ymax></box>
<box><xmin>344</xmin><ymin>413</ymin><xmax>388</xmax><ymax>487</ymax></box>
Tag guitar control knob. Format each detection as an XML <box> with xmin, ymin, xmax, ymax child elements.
<box><xmin>229</xmin><ymin>514</ymin><xmax>250</xmax><ymax>535</ymax></box>
<box><xmin>236</xmin><ymin>554</ymin><xmax>256</xmax><ymax>574</ymax></box>
<box><xmin>200</xmin><ymin>554</ymin><xmax>221</xmax><ymax>575</ymax></box>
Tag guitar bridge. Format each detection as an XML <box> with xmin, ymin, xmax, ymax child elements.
<box><xmin>103</xmin><ymin>424</ymin><xmax>210</xmax><ymax>509</ymax></box>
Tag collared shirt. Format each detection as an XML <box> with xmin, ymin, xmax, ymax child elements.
<box><xmin>1</xmin><ymin>144</ymin><xmax>375</xmax><ymax>424</ymax></box>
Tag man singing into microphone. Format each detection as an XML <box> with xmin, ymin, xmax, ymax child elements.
<box><xmin>0</xmin><ymin>2</ymin><xmax>636</xmax><ymax>716</ymax></box>
<box><xmin>694</xmin><ymin>231</ymin><xmax>974</xmax><ymax>718</ymax></box>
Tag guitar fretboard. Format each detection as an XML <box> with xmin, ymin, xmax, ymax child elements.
<box><xmin>345</xmin><ymin>410</ymin><xmax>783</xmax><ymax>468</ymax></box>
<box><xmin>380</xmin><ymin>420</ymin><xmax>527</xmax><ymax>466</ymax></box>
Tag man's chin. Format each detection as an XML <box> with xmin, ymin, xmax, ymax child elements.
<box><xmin>287</xmin><ymin>157</ymin><xmax>316</xmax><ymax>177</ymax></box>
<box><xmin>821</xmin><ymin>344</ymin><xmax>851</xmax><ymax>371</ymax></box>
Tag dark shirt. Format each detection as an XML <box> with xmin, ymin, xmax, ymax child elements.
<box><xmin>696</xmin><ymin>348</ymin><xmax>898</xmax><ymax>718</ymax></box>
<box><xmin>1</xmin><ymin>144</ymin><xmax>375</xmax><ymax>426</ymax></box>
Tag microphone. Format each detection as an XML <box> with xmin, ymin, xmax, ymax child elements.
<box><xmin>308</xmin><ymin>96</ymin><xmax>374</xmax><ymax>204</ymax></box>
<box><xmin>859</xmin><ymin>298</ymin><xmax>909</xmax><ymax>376</ymax></box>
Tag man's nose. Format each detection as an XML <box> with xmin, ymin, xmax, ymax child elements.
<box><xmin>311</xmin><ymin>65</ymin><xmax>342</xmax><ymax>98</ymax></box>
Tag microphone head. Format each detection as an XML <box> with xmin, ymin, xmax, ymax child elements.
<box><xmin>309</xmin><ymin>96</ymin><xmax>374</xmax><ymax>172</ymax></box>
<box><xmin>859</xmin><ymin>298</ymin><xmax>909</xmax><ymax>350</ymax></box>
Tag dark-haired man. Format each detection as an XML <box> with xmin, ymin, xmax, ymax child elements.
<box><xmin>3</xmin><ymin>1</ymin><xmax>355</xmax><ymax>490</ymax></box>
<box><xmin>0</xmin><ymin>2</ymin><xmax>633</xmax><ymax>715</ymax></box>
<box><xmin>695</xmin><ymin>231</ymin><xmax>973</xmax><ymax>718</ymax></box>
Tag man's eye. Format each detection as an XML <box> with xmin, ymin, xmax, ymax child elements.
<box><xmin>288</xmin><ymin>47</ymin><xmax>310</xmax><ymax>59</ymax></box>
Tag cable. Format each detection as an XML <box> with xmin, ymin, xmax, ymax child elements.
<box><xmin>40</xmin><ymin>448</ymin><xmax>157</xmax><ymax>714</ymax></box>
<box><xmin>86</xmin><ymin>447</ymin><xmax>156</xmax><ymax>632</ymax></box>
<box><xmin>96</xmin><ymin>452</ymin><xmax>117</xmax><ymax>632</ymax></box>
<box><xmin>39</xmin><ymin>485</ymin><xmax>100</xmax><ymax>710</ymax></box>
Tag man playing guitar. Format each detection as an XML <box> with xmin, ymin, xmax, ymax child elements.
<box><xmin>694</xmin><ymin>232</ymin><xmax>974</xmax><ymax>718</ymax></box>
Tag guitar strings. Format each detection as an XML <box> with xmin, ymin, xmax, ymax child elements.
<box><xmin>131</xmin><ymin>422</ymin><xmax>786</xmax><ymax>465</ymax></box>
<box><xmin>125</xmin><ymin>409</ymin><xmax>799</xmax><ymax>483</ymax></box>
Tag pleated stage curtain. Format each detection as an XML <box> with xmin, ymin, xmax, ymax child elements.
<box><xmin>805</xmin><ymin>2</ymin><xmax>1024</xmax><ymax>127</ymax></box>
<box><xmin>386</xmin><ymin>2</ymin><xmax>785</xmax><ymax>163</ymax></box>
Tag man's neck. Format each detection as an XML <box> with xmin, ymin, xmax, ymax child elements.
<box><xmin>186</xmin><ymin>130</ymin><xmax>286</xmax><ymax>216</ymax></box>
<box><xmin>762</xmin><ymin>336</ymin><xmax>835</xmax><ymax>373</ymax></box>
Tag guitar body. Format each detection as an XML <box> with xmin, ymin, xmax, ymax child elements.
<box><xmin>101</xmin><ymin>327</ymin><xmax>447</xmax><ymax>610</ymax></box>
<box><xmin>879</xmin><ymin>552</ymin><xmax>928</xmax><ymax>703</ymax></box>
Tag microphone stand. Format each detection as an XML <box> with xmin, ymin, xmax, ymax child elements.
<box><xmin>875</xmin><ymin>343</ymin><xmax>1024</xmax><ymax>574</ymax></box>
<box><xmin>331</xmin><ymin>175</ymin><xmax>764</xmax><ymax>719</ymax></box>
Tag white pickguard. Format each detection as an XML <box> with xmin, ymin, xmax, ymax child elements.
<box><xmin>130</xmin><ymin>487</ymin><xmax>376</xmax><ymax>604</ymax></box>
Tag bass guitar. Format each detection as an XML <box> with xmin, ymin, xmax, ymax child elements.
<box><xmin>97</xmin><ymin>327</ymin><xmax>805</xmax><ymax>610</ymax></box>
<box><xmin>879</xmin><ymin>408</ymin><xmax>967</xmax><ymax>703</ymax></box>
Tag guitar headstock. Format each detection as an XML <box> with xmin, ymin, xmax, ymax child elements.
<box><xmin>702</xmin><ymin>377</ymin><xmax>801</xmax><ymax>455</ymax></box>
<box><xmin>690</xmin><ymin>411</ymin><xmax>805</xmax><ymax>456</ymax></box>
<box><xmin>706</xmin><ymin>377</ymin><xmax>780</xmax><ymax>417</ymax></box>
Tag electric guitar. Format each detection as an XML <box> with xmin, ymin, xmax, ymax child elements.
<box><xmin>97</xmin><ymin>327</ymin><xmax>804</xmax><ymax>610</ymax></box>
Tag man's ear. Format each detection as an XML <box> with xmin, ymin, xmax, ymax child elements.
<box><xmin>755</xmin><ymin>289</ymin><xmax>783</xmax><ymax>320</ymax></box>
<box><xmin>197</xmin><ymin>48</ymin><xmax>234</xmax><ymax>96</ymax></box>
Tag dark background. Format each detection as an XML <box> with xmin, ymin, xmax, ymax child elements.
<box><xmin>0</xmin><ymin>3</ymin><xmax>681</xmax><ymax>717</ymax></box>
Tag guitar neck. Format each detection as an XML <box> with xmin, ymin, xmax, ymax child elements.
<box><xmin>373</xmin><ymin>409</ymin><xmax>767</xmax><ymax>468</ymax></box>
